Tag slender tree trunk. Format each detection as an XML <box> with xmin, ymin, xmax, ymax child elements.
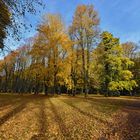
<box><xmin>44</xmin><ymin>84</ymin><xmax>48</xmax><ymax>95</ymax></box>
<box><xmin>53</xmin><ymin>68</ymin><xmax>57</xmax><ymax>95</ymax></box>
<box><xmin>86</xmin><ymin>48</ymin><xmax>90</xmax><ymax>97</ymax></box>
<box><xmin>81</xmin><ymin>47</ymin><xmax>87</xmax><ymax>97</ymax></box>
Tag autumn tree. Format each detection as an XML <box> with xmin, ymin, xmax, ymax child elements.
<box><xmin>69</xmin><ymin>28</ymin><xmax>83</xmax><ymax>96</ymax></box>
<box><xmin>0</xmin><ymin>40</ymin><xmax>34</xmax><ymax>93</ymax></box>
<box><xmin>13</xmin><ymin>45</ymin><xmax>32</xmax><ymax>93</ymax></box>
<box><xmin>28</xmin><ymin>35</ymin><xmax>47</xmax><ymax>94</ymax></box>
<box><xmin>122</xmin><ymin>42</ymin><xmax>140</xmax><ymax>94</ymax></box>
<box><xmin>0</xmin><ymin>51</ymin><xmax>18</xmax><ymax>92</ymax></box>
<box><xmin>70</xmin><ymin>4</ymin><xmax>99</xmax><ymax>97</ymax></box>
<box><xmin>122</xmin><ymin>42</ymin><xmax>138</xmax><ymax>59</ymax></box>
<box><xmin>31</xmin><ymin>14</ymin><xmax>72</xmax><ymax>94</ymax></box>
<box><xmin>0</xmin><ymin>4</ymin><xmax>139</xmax><ymax>96</ymax></box>
<box><xmin>132</xmin><ymin>52</ymin><xmax>140</xmax><ymax>94</ymax></box>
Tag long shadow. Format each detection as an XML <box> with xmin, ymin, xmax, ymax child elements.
<box><xmin>59</xmin><ymin>98</ymin><xmax>120</xmax><ymax>139</ymax></box>
<box><xmin>0</xmin><ymin>98</ymin><xmax>22</xmax><ymax>109</ymax></box>
<box><xmin>48</xmin><ymin>98</ymin><xmax>72</xmax><ymax>139</ymax></box>
<box><xmin>120</xmin><ymin>109</ymin><xmax>140</xmax><ymax>140</ymax></box>
<box><xmin>65</xmin><ymin>96</ymin><xmax>116</xmax><ymax>109</ymax></box>
<box><xmin>0</xmin><ymin>95</ymin><xmax>43</xmax><ymax>127</ymax></box>
<box><xmin>31</xmin><ymin>99</ymin><xmax>49</xmax><ymax>140</ymax></box>
<box><xmin>0</xmin><ymin>102</ymin><xmax>26</xmax><ymax>126</ymax></box>
<box><xmin>59</xmin><ymin>98</ymin><xmax>108</xmax><ymax>125</ymax></box>
<box><xmin>0</xmin><ymin>104</ymin><xmax>13</xmax><ymax>111</ymax></box>
<box><xmin>0</xmin><ymin>102</ymin><xmax>13</xmax><ymax>108</ymax></box>
<box><xmin>60</xmin><ymin>98</ymin><xmax>124</xmax><ymax>139</ymax></box>
<box><xmin>75</xmin><ymin>96</ymin><xmax>140</xmax><ymax>108</ymax></box>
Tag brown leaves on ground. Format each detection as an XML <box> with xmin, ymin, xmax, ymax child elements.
<box><xmin>0</xmin><ymin>94</ymin><xmax>140</xmax><ymax>140</ymax></box>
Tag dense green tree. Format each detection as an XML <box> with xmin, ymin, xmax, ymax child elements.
<box><xmin>94</xmin><ymin>31</ymin><xmax>137</xmax><ymax>96</ymax></box>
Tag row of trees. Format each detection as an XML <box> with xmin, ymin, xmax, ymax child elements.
<box><xmin>0</xmin><ymin>5</ymin><xmax>139</xmax><ymax>96</ymax></box>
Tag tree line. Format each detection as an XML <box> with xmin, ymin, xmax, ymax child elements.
<box><xmin>0</xmin><ymin>4</ymin><xmax>139</xmax><ymax>96</ymax></box>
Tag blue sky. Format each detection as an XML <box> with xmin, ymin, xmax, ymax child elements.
<box><xmin>5</xmin><ymin>0</ymin><xmax>140</xmax><ymax>50</ymax></box>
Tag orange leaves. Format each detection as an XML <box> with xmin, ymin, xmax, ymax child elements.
<box><xmin>72</xmin><ymin>4</ymin><xmax>99</xmax><ymax>32</ymax></box>
<box><xmin>27</xmin><ymin>14</ymin><xmax>73</xmax><ymax>88</ymax></box>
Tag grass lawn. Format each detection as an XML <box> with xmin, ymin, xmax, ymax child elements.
<box><xmin>0</xmin><ymin>94</ymin><xmax>140</xmax><ymax>140</ymax></box>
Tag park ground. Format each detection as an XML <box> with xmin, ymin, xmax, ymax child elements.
<box><xmin>0</xmin><ymin>94</ymin><xmax>140</xmax><ymax>140</ymax></box>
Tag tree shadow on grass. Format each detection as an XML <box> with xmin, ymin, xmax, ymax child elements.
<box><xmin>0</xmin><ymin>102</ymin><xmax>26</xmax><ymax>126</ymax></box>
<box><xmin>31</xmin><ymin>97</ymin><xmax>71</xmax><ymax>140</ymax></box>
<box><xmin>59</xmin><ymin>98</ymin><xmax>118</xmax><ymax>139</ymax></box>
<box><xmin>48</xmin><ymin>98</ymin><xmax>72</xmax><ymax>139</ymax></box>
<box><xmin>0</xmin><ymin>97</ymin><xmax>22</xmax><ymax>109</ymax></box>
<box><xmin>30</xmin><ymin>98</ymin><xmax>49</xmax><ymax>140</ymax></box>
<box><xmin>97</xmin><ymin>108</ymin><xmax>140</xmax><ymax>140</ymax></box>
<box><xmin>59</xmin><ymin>98</ymin><xmax>108</xmax><ymax>124</ymax></box>
<box><xmin>0</xmin><ymin>95</ymin><xmax>45</xmax><ymax>127</ymax></box>
<box><xmin>76</xmin><ymin>96</ymin><xmax>140</xmax><ymax>108</ymax></box>
<box><xmin>118</xmin><ymin>108</ymin><xmax>140</xmax><ymax>140</ymax></box>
